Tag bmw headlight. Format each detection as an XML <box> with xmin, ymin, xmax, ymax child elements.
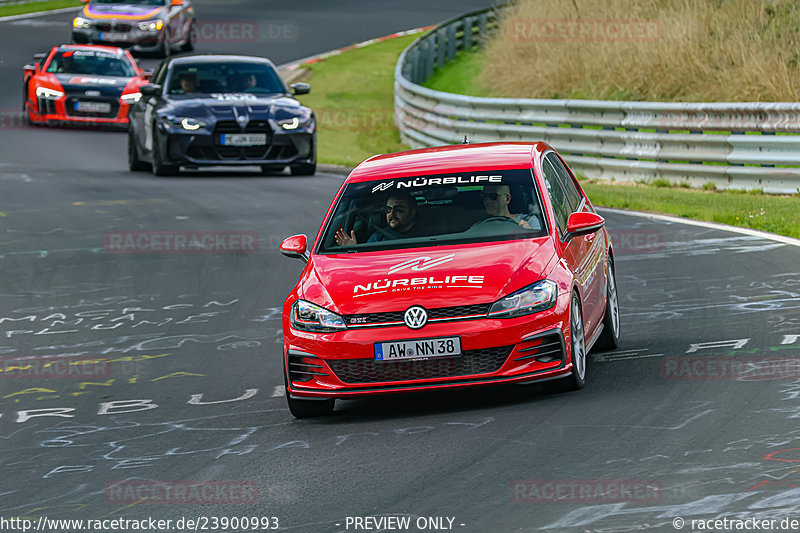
<box><xmin>291</xmin><ymin>300</ymin><xmax>346</xmax><ymax>333</ymax></box>
<box><xmin>73</xmin><ymin>17</ymin><xmax>92</xmax><ymax>29</ymax></box>
<box><xmin>278</xmin><ymin>108</ymin><xmax>313</xmax><ymax>130</ymax></box>
<box><xmin>162</xmin><ymin>115</ymin><xmax>208</xmax><ymax>130</ymax></box>
<box><xmin>488</xmin><ymin>280</ymin><xmax>558</xmax><ymax>318</ymax></box>
<box><xmin>120</xmin><ymin>92</ymin><xmax>141</xmax><ymax>104</ymax></box>
<box><xmin>36</xmin><ymin>87</ymin><xmax>64</xmax><ymax>100</ymax></box>
<box><xmin>138</xmin><ymin>19</ymin><xmax>164</xmax><ymax>32</ymax></box>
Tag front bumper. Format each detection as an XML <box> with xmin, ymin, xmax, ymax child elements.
<box><xmin>283</xmin><ymin>307</ymin><xmax>573</xmax><ymax>399</ymax></box>
<box><xmin>160</xmin><ymin>124</ymin><xmax>315</xmax><ymax>167</ymax></box>
<box><xmin>72</xmin><ymin>27</ymin><xmax>165</xmax><ymax>53</ymax></box>
<box><xmin>27</xmin><ymin>97</ymin><xmax>130</xmax><ymax>126</ymax></box>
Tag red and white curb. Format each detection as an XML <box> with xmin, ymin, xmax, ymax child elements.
<box><xmin>279</xmin><ymin>25</ymin><xmax>435</xmax><ymax>72</ymax></box>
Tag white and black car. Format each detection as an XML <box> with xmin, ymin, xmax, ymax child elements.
<box><xmin>127</xmin><ymin>54</ymin><xmax>317</xmax><ymax>176</ymax></box>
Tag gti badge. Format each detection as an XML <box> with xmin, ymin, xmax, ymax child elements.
<box><xmin>404</xmin><ymin>306</ymin><xmax>428</xmax><ymax>329</ymax></box>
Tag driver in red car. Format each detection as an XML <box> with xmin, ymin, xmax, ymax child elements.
<box><xmin>335</xmin><ymin>192</ymin><xmax>419</xmax><ymax>245</ymax></box>
<box><xmin>481</xmin><ymin>184</ymin><xmax>540</xmax><ymax>230</ymax></box>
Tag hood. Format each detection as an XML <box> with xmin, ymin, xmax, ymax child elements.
<box><xmin>53</xmin><ymin>74</ymin><xmax>130</xmax><ymax>96</ymax></box>
<box><xmin>85</xmin><ymin>3</ymin><xmax>165</xmax><ymax>19</ymax></box>
<box><xmin>166</xmin><ymin>95</ymin><xmax>307</xmax><ymax>124</ymax></box>
<box><xmin>301</xmin><ymin>238</ymin><xmax>558</xmax><ymax>315</ymax></box>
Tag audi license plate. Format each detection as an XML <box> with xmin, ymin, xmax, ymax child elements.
<box><xmin>219</xmin><ymin>133</ymin><xmax>267</xmax><ymax>146</ymax></box>
<box><xmin>75</xmin><ymin>101</ymin><xmax>111</xmax><ymax>113</ymax></box>
<box><xmin>374</xmin><ymin>336</ymin><xmax>461</xmax><ymax>362</ymax></box>
<box><xmin>99</xmin><ymin>32</ymin><xmax>130</xmax><ymax>42</ymax></box>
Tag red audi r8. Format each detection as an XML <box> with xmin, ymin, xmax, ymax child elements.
<box><xmin>279</xmin><ymin>142</ymin><xmax>620</xmax><ymax>417</ymax></box>
<box><xmin>23</xmin><ymin>45</ymin><xmax>149</xmax><ymax>127</ymax></box>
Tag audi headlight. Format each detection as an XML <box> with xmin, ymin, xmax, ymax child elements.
<box><xmin>278</xmin><ymin>108</ymin><xmax>313</xmax><ymax>130</ymax></box>
<box><xmin>138</xmin><ymin>19</ymin><xmax>164</xmax><ymax>32</ymax></box>
<box><xmin>120</xmin><ymin>92</ymin><xmax>141</xmax><ymax>104</ymax></box>
<box><xmin>73</xmin><ymin>17</ymin><xmax>92</xmax><ymax>29</ymax></box>
<box><xmin>488</xmin><ymin>280</ymin><xmax>558</xmax><ymax>318</ymax></box>
<box><xmin>36</xmin><ymin>87</ymin><xmax>64</xmax><ymax>100</ymax></box>
<box><xmin>162</xmin><ymin>115</ymin><xmax>208</xmax><ymax>130</ymax></box>
<box><xmin>291</xmin><ymin>300</ymin><xmax>346</xmax><ymax>333</ymax></box>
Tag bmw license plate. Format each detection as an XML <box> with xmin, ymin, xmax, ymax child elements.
<box><xmin>219</xmin><ymin>133</ymin><xmax>267</xmax><ymax>146</ymax></box>
<box><xmin>374</xmin><ymin>336</ymin><xmax>461</xmax><ymax>362</ymax></box>
<box><xmin>99</xmin><ymin>32</ymin><xmax>130</xmax><ymax>42</ymax></box>
<box><xmin>75</xmin><ymin>101</ymin><xmax>111</xmax><ymax>113</ymax></box>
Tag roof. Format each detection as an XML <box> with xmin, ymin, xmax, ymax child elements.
<box><xmin>167</xmin><ymin>54</ymin><xmax>274</xmax><ymax>66</ymax></box>
<box><xmin>346</xmin><ymin>142</ymin><xmax>549</xmax><ymax>183</ymax></box>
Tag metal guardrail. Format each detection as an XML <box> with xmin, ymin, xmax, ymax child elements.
<box><xmin>394</xmin><ymin>8</ymin><xmax>800</xmax><ymax>194</ymax></box>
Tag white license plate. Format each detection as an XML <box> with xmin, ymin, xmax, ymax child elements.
<box><xmin>75</xmin><ymin>101</ymin><xmax>111</xmax><ymax>113</ymax></box>
<box><xmin>99</xmin><ymin>32</ymin><xmax>131</xmax><ymax>42</ymax></box>
<box><xmin>219</xmin><ymin>133</ymin><xmax>267</xmax><ymax>146</ymax></box>
<box><xmin>374</xmin><ymin>336</ymin><xmax>461</xmax><ymax>361</ymax></box>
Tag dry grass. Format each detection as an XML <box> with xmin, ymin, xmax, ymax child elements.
<box><xmin>482</xmin><ymin>0</ymin><xmax>800</xmax><ymax>101</ymax></box>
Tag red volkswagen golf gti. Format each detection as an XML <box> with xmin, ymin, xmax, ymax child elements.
<box><xmin>279</xmin><ymin>142</ymin><xmax>620</xmax><ymax>417</ymax></box>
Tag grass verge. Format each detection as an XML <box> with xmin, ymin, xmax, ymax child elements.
<box><xmin>0</xmin><ymin>0</ymin><xmax>81</xmax><ymax>17</ymax></box>
<box><xmin>292</xmin><ymin>33</ymin><xmax>419</xmax><ymax>168</ymax></box>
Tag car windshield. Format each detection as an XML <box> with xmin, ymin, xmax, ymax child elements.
<box><xmin>317</xmin><ymin>169</ymin><xmax>548</xmax><ymax>253</ymax></box>
<box><xmin>93</xmin><ymin>0</ymin><xmax>165</xmax><ymax>4</ymax></box>
<box><xmin>167</xmin><ymin>62</ymin><xmax>286</xmax><ymax>95</ymax></box>
<box><xmin>46</xmin><ymin>50</ymin><xmax>135</xmax><ymax>77</ymax></box>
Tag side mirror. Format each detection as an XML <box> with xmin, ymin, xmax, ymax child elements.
<box><xmin>81</xmin><ymin>0</ymin><xmax>89</xmax><ymax>3</ymax></box>
<box><xmin>280</xmin><ymin>234</ymin><xmax>309</xmax><ymax>262</ymax></box>
<box><xmin>171</xmin><ymin>0</ymin><xmax>184</xmax><ymax>6</ymax></box>
<box><xmin>140</xmin><ymin>83</ymin><xmax>162</xmax><ymax>96</ymax></box>
<box><xmin>290</xmin><ymin>82</ymin><xmax>310</xmax><ymax>95</ymax></box>
<box><xmin>565</xmin><ymin>212</ymin><xmax>604</xmax><ymax>241</ymax></box>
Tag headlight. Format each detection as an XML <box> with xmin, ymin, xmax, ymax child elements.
<box><xmin>73</xmin><ymin>17</ymin><xmax>92</xmax><ymax>29</ymax></box>
<box><xmin>138</xmin><ymin>19</ymin><xmax>164</xmax><ymax>32</ymax></box>
<box><xmin>488</xmin><ymin>280</ymin><xmax>558</xmax><ymax>318</ymax></box>
<box><xmin>162</xmin><ymin>115</ymin><xmax>208</xmax><ymax>130</ymax></box>
<box><xmin>36</xmin><ymin>87</ymin><xmax>64</xmax><ymax>100</ymax></box>
<box><xmin>278</xmin><ymin>108</ymin><xmax>313</xmax><ymax>130</ymax></box>
<box><xmin>291</xmin><ymin>300</ymin><xmax>346</xmax><ymax>333</ymax></box>
<box><xmin>120</xmin><ymin>92</ymin><xmax>141</xmax><ymax>104</ymax></box>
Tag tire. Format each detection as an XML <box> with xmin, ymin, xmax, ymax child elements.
<box><xmin>284</xmin><ymin>371</ymin><xmax>334</xmax><ymax>418</ymax></box>
<box><xmin>564</xmin><ymin>293</ymin><xmax>587</xmax><ymax>390</ymax></box>
<box><xmin>128</xmin><ymin>127</ymin><xmax>150</xmax><ymax>171</ymax></box>
<box><xmin>290</xmin><ymin>161</ymin><xmax>316</xmax><ymax>176</ymax></box>
<box><xmin>151</xmin><ymin>129</ymin><xmax>179</xmax><ymax>176</ymax></box>
<box><xmin>181</xmin><ymin>23</ymin><xmax>196</xmax><ymax>52</ymax></box>
<box><xmin>594</xmin><ymin>258</ymin><xmax>621</xmax><ymax>351</ymax></box>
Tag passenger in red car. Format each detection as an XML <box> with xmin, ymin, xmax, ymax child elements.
<box><xmin>335</xmin><ymin>193</ymin><xmax>419</xmax><ymax>245</ymax></box>
<box><xmin>481</xmin><ymin>184</ymin><xmax>540</xmax><ymax>230</ymax></box>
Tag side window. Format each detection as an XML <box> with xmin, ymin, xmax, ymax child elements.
<box><xmin>546</xmin><ymin>153</ymin><xmax>583</xmax><ymax>214</ymax></box>
<box><xmin>153</xmin><ymin>63</ymin><xmax>169</xmax><ymax>86</ymax></box>
<box><xmin>541</xmin><ymin>158</ymin><xmax>570</xmax><ymax>234</ymax></box>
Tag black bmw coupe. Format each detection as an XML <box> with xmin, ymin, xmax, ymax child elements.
<box><xmin>128</xmin><ymin>54</ymin><xmax>316</xmax><ymax>176</ymax></box>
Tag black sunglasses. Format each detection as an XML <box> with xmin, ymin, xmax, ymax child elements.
<box><xmin>382</xmin><ymin>205</ymin><xmax>408</xmax><ymax>214</ymax></box>
<box><xmin>481</xmin><ymin>192</ymin><xmax>509</xmax><ymax>201</ymax></box>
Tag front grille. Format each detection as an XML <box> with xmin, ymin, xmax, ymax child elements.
<box><xmin>37</xmin><ymin>98</ymin><xmax>57</xmax><ymax>115</ymax></box>
<box><xmin>514</xmin><ymin>333</ymin><xmax>565</xmax><ymax>363</ymax></box>
<box><xmin>64</xmin><ymin>97</ymin><xmax>119</xmax><ymax>118</ymax></box>
<box><xmin>112</xmin><ymin>22</ymin><xmax>132</xmax><ymax>32</ymax></box>
<box><xmin>344</xmin><ymin>303</ymin><xmax>491</xmax><ymax>327</ymax></box>
<box><xmin>94</xmin><ymin>22</ymin><xmax>112</xmax><ymax>32</ymax></box>
<box><xmin>213</xmin><ymin>120</ymin><xmax>272</xmax><ymax>159</ymax></box>
<box><xmin>327</xmin><ymin>345</ymin><xmax>513</xmax><ymax>384</ymax></box>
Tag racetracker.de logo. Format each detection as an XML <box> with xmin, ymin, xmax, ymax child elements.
<box><xmin>104</xmin><ymin>481</ymin><xmax>259</xmax><ymax>504</ymax></box>
<box><xmin>660</xmin><ymin>357</ymin><xmax>800</xmax><ymax>381</ymax></box>
<box><xmin>510</xmin><ymin>479</ymin><xmax>663</xmax><ymax>503</ymax></box>
<box><xmin>195</xmin><ymin>20</ymin><xmax>299</xmax><ymax>43</ymax></box>
<box><xmin>608</xmin><ymin>229</ymin><xmax>664</xmax><ymax>254</ymax></box>
<box><xmin>1</xmin><ymin>355</ymin><xmax>111</xmax><ymax>380</ymax></box>
<box><xmin>509</xmin><ymin>18</ymin><xmax>664</xmax><ymax>42</ymax></box>
<box><xmin>104</xmin><ymin>231</ymin><xmax>258</xmax><ymax>254</ymax></box>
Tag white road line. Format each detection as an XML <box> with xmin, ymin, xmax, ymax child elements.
<box><xmin>271</xmin><ymin>386</ymin><xmax>285</xmax><ymax>397</ymax></box>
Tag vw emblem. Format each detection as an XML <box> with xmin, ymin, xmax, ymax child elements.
<box><xmin>85</xmin><ymin>90</ymin><xmax>101</xmax><ymax>96</ymax></box>
<box><xmin>403</xmin><ymin>306</ymin><xmax>428</xmax><ymax>329</ymax></box>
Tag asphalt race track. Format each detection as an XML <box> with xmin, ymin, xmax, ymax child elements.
<box><xmin>2</xmin><ymin>2</ymin><xmax>800</xmax><ymax>532</ymax></box>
